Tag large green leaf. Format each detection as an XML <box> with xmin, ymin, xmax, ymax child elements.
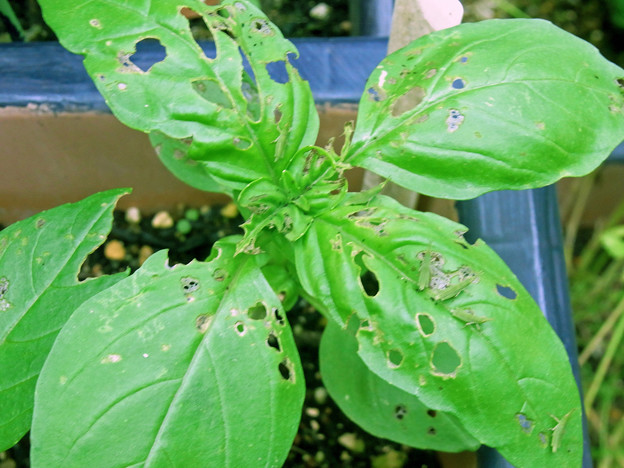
<box><xmin>0</xmin><ymin>189</ymin><xmax>129</xmax><ymax>451</ymax></box>
<box><xmin>38</xmin><ymin>0</ymin><xmax>319</xmax><ymax>194</ymax></box>
<box><xmin>31</xmin><ymin>239</ymin><xmax>304</xmax><ymax>467</ymax></box>
<box><xmin>346</xmin><ymin>19</ymin><xmax>624</xmax><ymax>199</ymax></box>
<box><xmin>320</xmin><ymin>320</ymin><xmax>480</xmax><ymax>452</ymax></box>
<box><xmin>294</xmin><ymin>193</ymin><xmax>582</xmax><ymax>466</ymax></box>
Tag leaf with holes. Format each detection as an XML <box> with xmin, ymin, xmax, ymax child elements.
<box><xmin>294</xmin><ymin>193</ymin><xmax>582</xmax><ymax>466</ymax></box>
<box><xmin>38</xmin><ymin>0</ymin><xmax>319</xmax><ymax>194</ymax></box>
<box><xmin>31</xmin><ymin>238</ymin><xmax>304</xmax><ymax>468</ymax></box>
<box><xmin>0</xmin><ymin>189</ymin><xmax>129</xmax><ymax>451</ymax></box>
<box><xmin>346</xmin><ymin>19</ymin><xmax>624</xmax><ymax>199</ymax></box>
<box><xmin>320</xmin><ymin>319</ymin><xmax>480</xmax><ymax>452</ymax></box>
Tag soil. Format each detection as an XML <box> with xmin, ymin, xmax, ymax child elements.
<box><xmin>1</xmin><ymin>205</ymin><xmax>443</xmax><ymax>468</ymax></box>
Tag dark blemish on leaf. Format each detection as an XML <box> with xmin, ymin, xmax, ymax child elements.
<box><xmin>496</xmin><ymin>284</ymin><xmax>517</xmax><ymax>300</ymax></box>
<box><xmin>387</xmin><ymin>349</ymin><xmax>404</xmax><ymax>368</ymax></box>
<box><xmin>274</xmin><ymin>108</ymin><xmax>282</xmax><ymax>123</ymax></box>
<box><xmin>427</xmin><ymin>409</ymin><xmax>437</xmax><ymax>418</ymax></box>
<box><xmin>248</xmin><ymin>302</ymin><xmax>267</xmax><ymax>320</ymax></box>
<box><xmin>416</xmin><ymin>313</ymin><xmax>435</xmax><ymax>337</ymax></box>
<box><xmin>89</xmin><ymin>18</ymin><xmax>102</xmax><ymax>29</ymax></box>
<box><xmin>394</xmin><ymin>404</ymin><xmax>407</xmax><ymax>420</ymax></box>
<box><xmin>181</xmin><ymin>277</ymin><xmax>200</xmax><ymax>293</ymax></box>
<box><xmin>36</xmin><ymin>218</ymin><xmax>45</xmax><ymax>229</ymax></box>
<box><xmin>196</xmin><ymin>314</ymin><xmax>213</xmax><ymax>334</ymax></box>
<box><xmin>452</xmin><ymin>78</ymin><xmax>465</xmax><ymax>89</ymax></box>
<box><xmin>267</xmin><ymin>332</ymin><xmax>281</xmax><ymax>351</ymax></box>
<box><xmin>427</xmin><ymin>427</ymin><xmax>437</xmax><ymax>436</ymax></box>
<box><xmin>431</xmin><ymin>341</ymin><xmax>461</xmax><ymax>377</ymax></box>
<box><xmin>278</xmin><ymin>359</ymin><xmax>294</xmax><ymax>381</ymax></box>
<box><xmin>516</xmin><ymin>413</ymin><xmax>534</xmax><ymax>434</ymax></box>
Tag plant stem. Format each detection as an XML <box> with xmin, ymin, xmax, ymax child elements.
<box><xmin>583</xmin><ymin>294</ymin><xmax>624</xmax><ymax>413</ymax></box>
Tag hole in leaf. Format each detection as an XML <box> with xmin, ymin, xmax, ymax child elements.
<box><xmin>360</xmin><ymin>270</ymin><xmax>379</xmax><ymax>297</ymax></box>
<box><xmin>496</xmin><ymin>284</ymin><xmax>517</xmax><ymax>300</ymax></box>
<box><xmin>181</xmin><ymin>277</ymin><xmax>200</xmax><ymax>293</ymax></box>
<box><xmin>186</xmin><ymin>9</ymin><xmax>217</xmax><ymax>48</ymax></box>
<box><xmin>278</xmin><ymin>359</ymin><xmax>293</xmax><ymax>381</ymax></box>
<box><xmin>427</xmin><ymin>427</ymin><xmax>437</xmax><ymax>436</ymax></box>
<box><xmin>248</xmin><ymin>302</ymin><xmax>267</xmax><ymax>320</ymax></box>
<box><xmin>267</xmin><ymin>332</ymin><xmax>281</xmax><ymax>351</ymax></box>
<box><xmin>538</xmin><ymin>432</ymin><xmax>549</xmax><ymax>448</ymax></box>
<box><xmin>516</xmin><ymin>413</ymin><xmax>534</xmax><ymax>434</ymax></box>
<box><xmin>387</xmin><ymin>349</ymin><xmax>403</xmax><ymax>368</ymax></box>
<box><xmin>617</xmin><ymin>78</ymin><xmax>624</xmax><ymax>88</ymax></box>
<box><xmin>431</xmin><ymin>341</ymin><xmax>461</xmax><ymax>377</ymax></box>
<box><xmin>460</xmin><ymin>56</ymin><xmax>469</xmax><ymax>63</ymax></box>
<box><xmin>36</xmin><ymin>218</ymin><xmax>46</xmax><ymax>229</ymax></box>
<box><xmin>235</xmin><ymin>321</ymin><xmax>246</xmax><ymax>336</ymax></box>
<box><xmin>242</xmin><ymin>71</ymin><xmax>261</xmax><ymax>121</ymax></box>
<box><xmin>452</xmin><ymin>78</ymin><xmax>465</xmax><ymax>89</ymax></box>
<box><xmin>212</xmin><ymin>268</ymin><xmax>227</xmax><ymax>281</ymax></box>
<box><xmin>129</xmin><ymin>38</ymin><xmax>167</xmax><ymax>72</ymax></box>
<box><xmin>274</xmin><ymin>107</ymin><xmax>283</xmax><ymax>124</ymax></box>
<box><xmin>274</xmin><ymin>308</ymin><xmax>285</xmax><ymax>326</ymax></box>
<box><xmin>266</xmin><ymin>60</ymin><xmax>289</xmax><ymax>84</ymax></box>
<box><xmin>427</xmin><ymin>409</ymin><xmax>437</xmax><ymax>418</ymax></box>
<box><xmin>233</xmin><ymin>137</ymin><xmax>252</xmax><ymax>150</ymax></box>
<box><xmin>196</xmin><ymin>314</ymin><xmax>213</xmax><ymax>334</ymax></box>
<box><xmin>416</xmin><ymin>313</ymin><xmax>435</xmax><ymax>337</ymax></box>
<box><xmin>192</xmin><ymin>79</ymin><xmax>233</xmax><ymax>109</ymax></box>
<box><xmin>251</xmin><ymin>18</ymin><xmax>274</xmax><ymax>36</ymax></box>
<box><xmin>394</xmin><ymin>404</ymin><xmax>407</xmax><ymax>420</ymax></box>
<box><xmin>391</xmin><ymin>86</ymin><xmax>425</xmax><ymax>117</ymax></box>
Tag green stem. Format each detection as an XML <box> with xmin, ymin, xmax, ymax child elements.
<box><xmin>583</xmin><ymin>294</ymin><xmax>624</xmax><ymax>412</ymax></box>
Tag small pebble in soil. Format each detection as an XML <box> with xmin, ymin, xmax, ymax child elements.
<box><xmin>371</xmin><ymin>448</ymin><xmax>407</xmax><ymax>468</ymax></box>
<box><xmin>138</xmin><ymin>245</ymin><xmax>154</xmax><ymax>266</ymax></box>
<box><xmin>104</xmin><ymin>239</ymin><xmax>126</xmax><ymax>261</ymax></box>
<box><xmin>151</xmin><ymin>210</ymin><xmax>174</xmax><ymax>229</ymax></box>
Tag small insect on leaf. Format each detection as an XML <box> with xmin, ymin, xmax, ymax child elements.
<box><xmin>450</xmin><ymin>308</ymin><xmax>492</xmax><ymax>329</ymax></box>
<box><xmin>417</xmin><ymin>249</ymin><xmax>432</xmax><ymax>291</ymax></box>
<box><xmin>550</xmin><ymin>409</ymin><xmax>575</xmax><ymax>453</ymax></box>
<box><xmin>428</xmin><ymin>277</ymin><xmax>475</xmax><ymax>302</ymax></box>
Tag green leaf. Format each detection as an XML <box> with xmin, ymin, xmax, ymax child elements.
<box><xmin>347</xmin><ymin>19</ymin><xmax>624</xmax><ymax>199</ymax></box>
<box><xmin>320</xmin><ymin>320</ymin><xmax>480</xmax><ymax>452</ymax></box>
<box><xmin>294</xmin><ymin>193</ymin><xmax>582</xmax><ymax>466</ymax></box>
<box><xmin>31</xmin><ymin>238</ymin><xmax>304</xmax><ymax>467</ymax></box>
<box><xmin>0</xmin><ymin>189</ymin><xmax>129</xmax><ymax>451</ymax></box>
<box><xmin>38</xmin><ymin>0</ymin><xmax>319</xmax><ymax>194</ymax></box>
<box><xmin>0</xmin><ymin>0</ymin><xmax>24</xmax><ymax>41</ymax></box>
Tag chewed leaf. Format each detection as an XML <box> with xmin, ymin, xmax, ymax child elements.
<box><xmin>320</xmin><ymin>320</ymin><xmax>480</xmax><ymax>452</ymax></box>
<box><xmin>294</xmin><ymin>193</ymin><xmax>582</xmax><ymax>466</ymax></box>
<box><xmin>38</xmin><ymin>0</ymin><xmax>319</xmax><ymax>194</ymax></box>
<box><xmin>31</xmin><ymin>238</ymin><xmax>304</xmax><ymax>467</ymax></box>
<box><xmin>0</xmin><ymin>189</ymin><xmax>129</xmax><ymax>451</ymax></box>
<box><xmin>347</xmin><ymin>19</ymin><xmax>624</xmax><ymax>199</ymax></box>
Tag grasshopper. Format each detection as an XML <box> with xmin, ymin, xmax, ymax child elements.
<box><xmin>450</xmin><ymin>308</ymin><xmax>492</xmax><ymax>329</ymax></box>
<box><xmin>428</xmin><ymin>277</ymin><xmax>475</xmax><ymax>302</ymax></box>
<box><xmin>550</xmin><ymin>409</ymin><xmax>575</xmax><ymax>453</ymax></box>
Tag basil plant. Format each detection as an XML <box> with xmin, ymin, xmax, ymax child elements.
<box><xmin>2</xmin><ymin>1</ymin><xmax>624</xmax><ymax>466</ymax></box>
